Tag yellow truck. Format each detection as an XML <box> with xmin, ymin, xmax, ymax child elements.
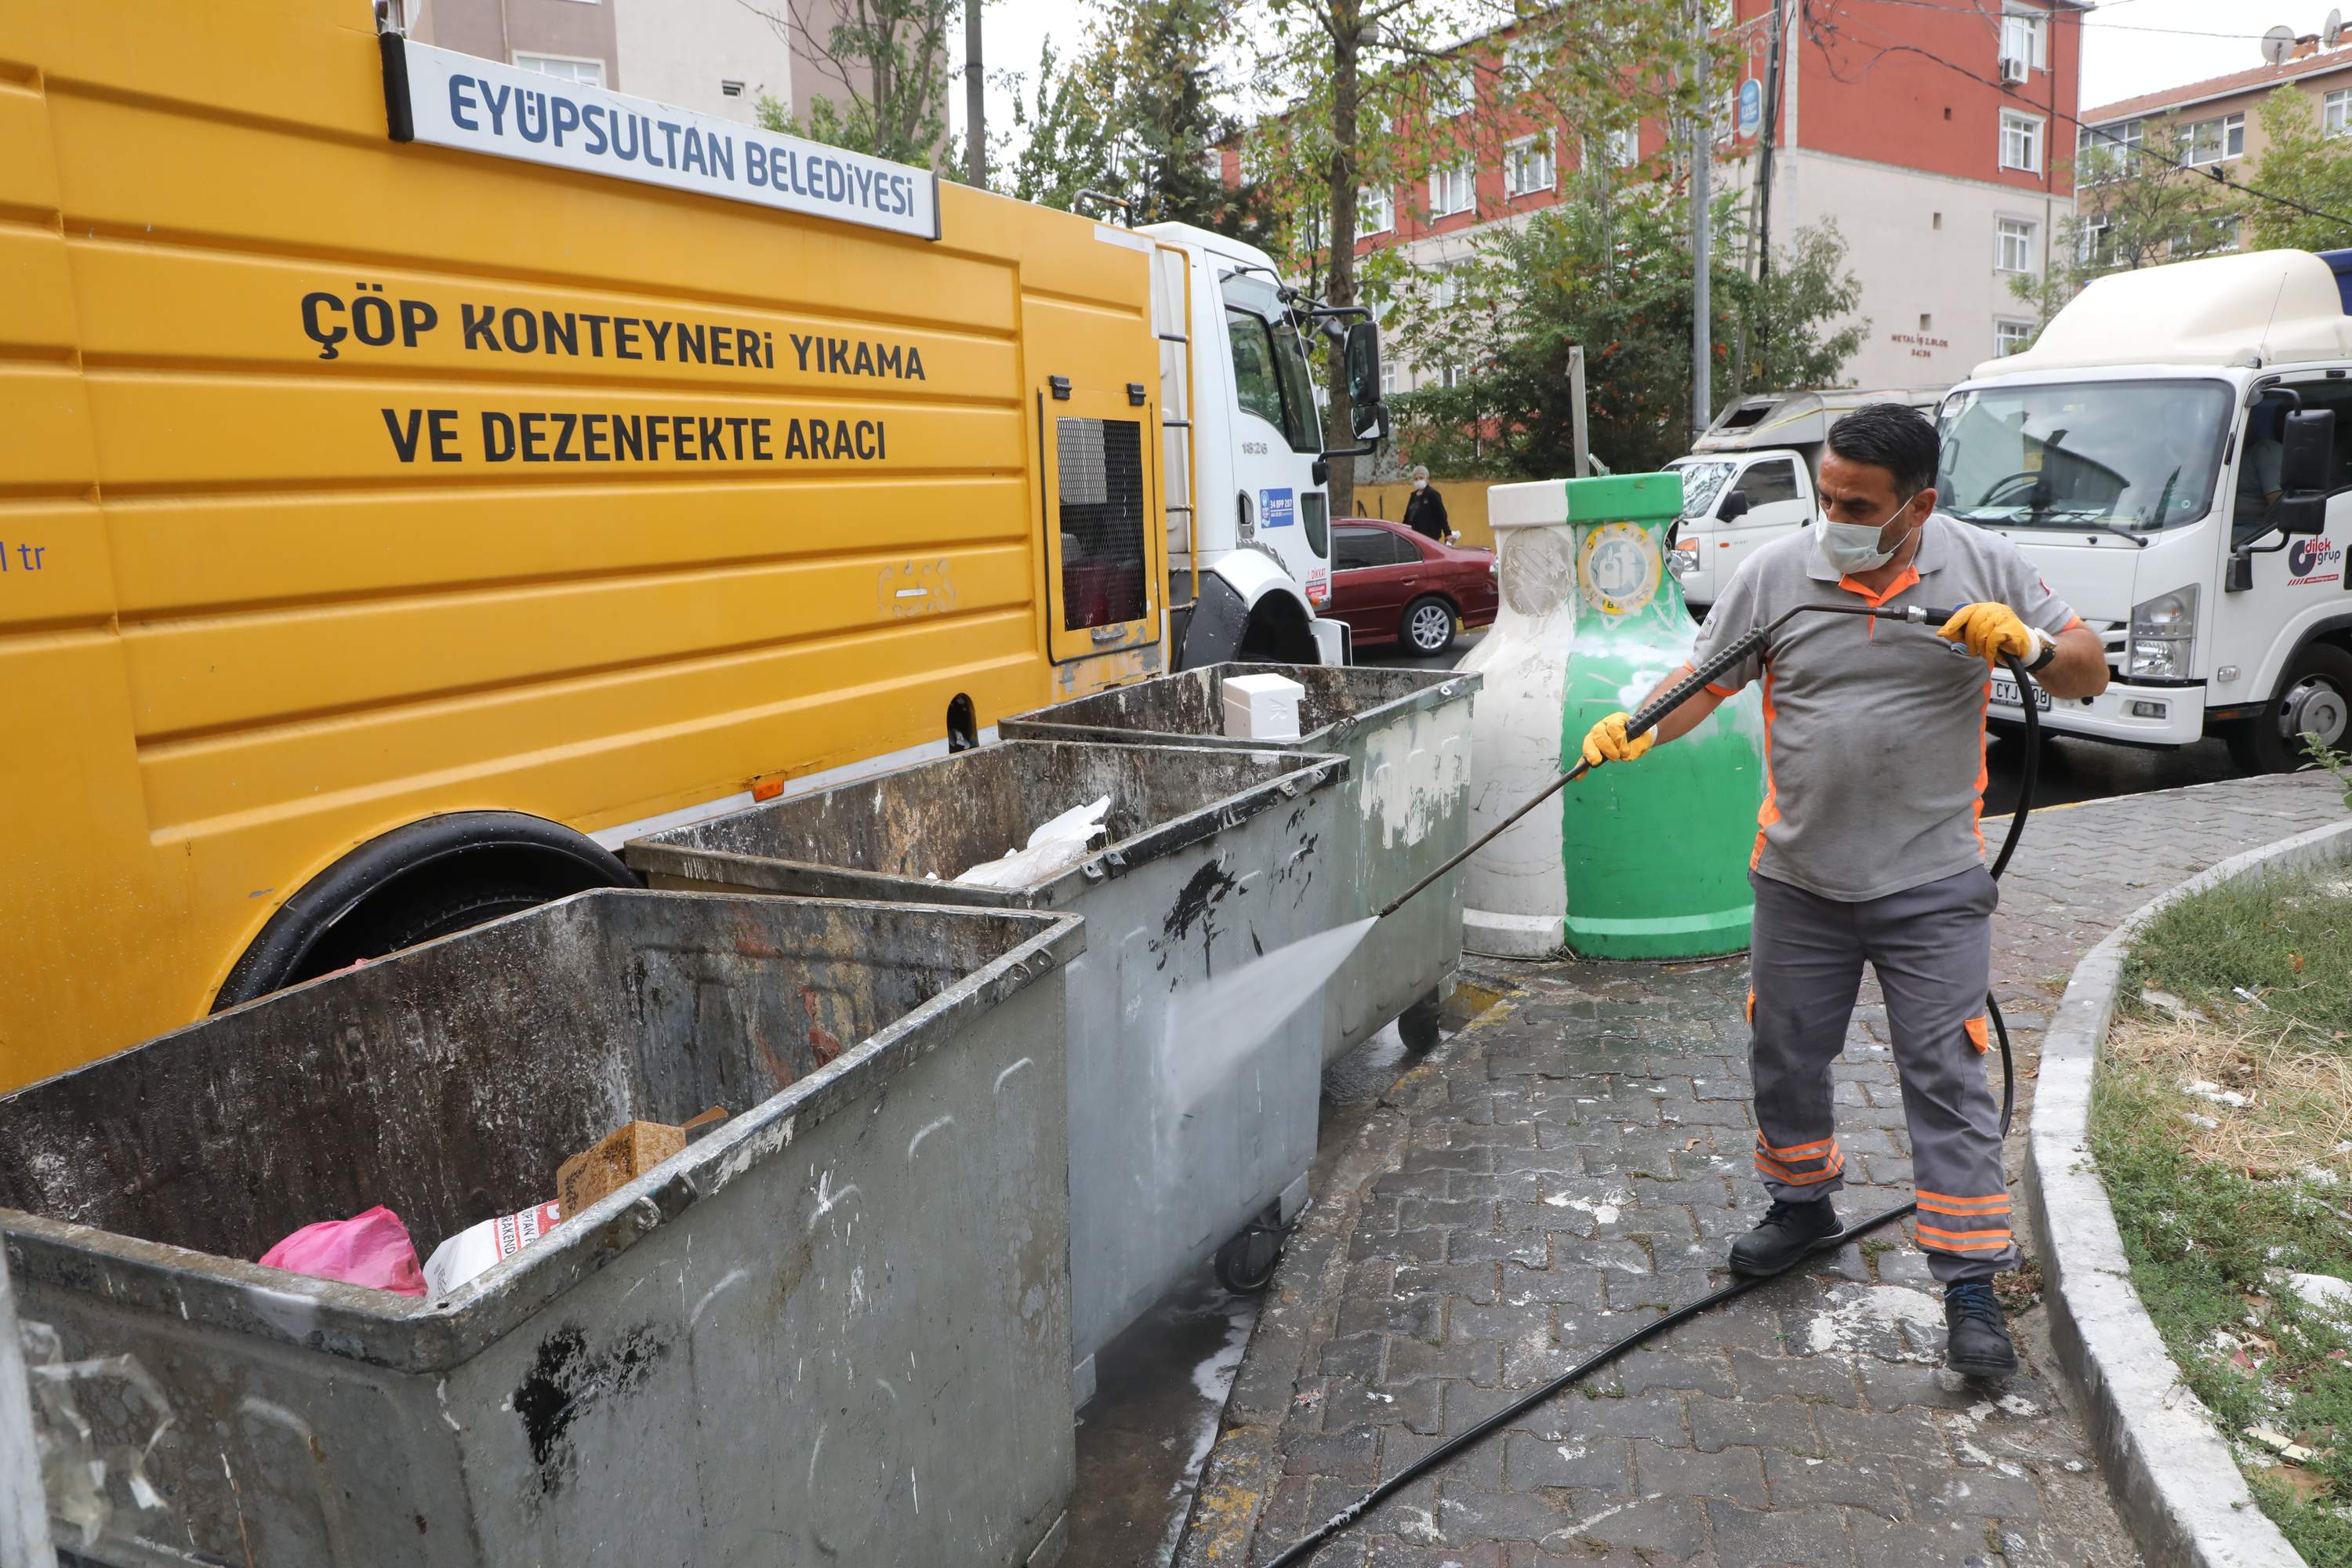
<box><xmin>0</xmin><ymin>0</ymin><xmax>1388</xmax><ymax>1089</ymax></box>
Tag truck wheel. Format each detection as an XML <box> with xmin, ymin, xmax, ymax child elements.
<box><xmin>2227</xmin><ymin>643</ymin><xmax>2352</xmax><ymax>774</ymax></box>
<box><xmin>1402</xmin><ymin>595</ymin><xmax>1457</xmax><ymax>655</ymax></box>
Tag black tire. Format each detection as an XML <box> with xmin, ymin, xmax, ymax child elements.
<box><xmin>1397</xmin><ymin>985</ymin><xmax>1446</xmax><ymax>1053</ymax></box>
<box><xmin>1401</xmin><ymin>595</ymin><xmax>1457</xmax><ymax>656</ymax></box>
<box><xmin>1214</xmin><ymin>1225</ymin><xmax>1286</xmax><ymax>1293</ymax></box>
<box><xmin>2227</xmin><ymin>642</ymin><xmax>2352</xmax><ymax>774</ymax></box>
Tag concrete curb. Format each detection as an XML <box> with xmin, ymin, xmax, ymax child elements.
<box><xmin>2024</xmin><ymin>814</ymin><xmax>2352</xmax><ymax>1568</ymax></box>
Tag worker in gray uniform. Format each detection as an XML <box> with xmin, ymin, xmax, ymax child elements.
<box><xmin>1578</xmin><ymin>403</ymin><xmax>2109</xmax><ymax>1377</ymax></box>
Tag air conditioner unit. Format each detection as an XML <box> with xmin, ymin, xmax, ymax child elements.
<box><xmin>1998</xmin><ymin>51</ymin><xmax>2029</xmax><ymax>84</ymax></box>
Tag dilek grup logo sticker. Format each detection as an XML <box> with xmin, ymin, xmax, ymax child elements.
<box><xmin>2288</xmin><ymin>535</ymin><xmax>2344</xmax><ymax>586</ymax></box>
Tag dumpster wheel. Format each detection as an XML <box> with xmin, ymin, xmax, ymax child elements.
<box><xmin>1214</xmin><ymin>1219</ymin><xmax>1287</xmax><ymax>1294</ymax></box>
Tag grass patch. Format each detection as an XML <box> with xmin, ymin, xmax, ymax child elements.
<box><xmin>2094</xmin><ymin>862</ymin><xmax>2352</xmax><ymax>1562</ymax></box>
<box><xmin>2125</xmin><ymin>870</ymin><xmax>2352</xmax><ymax>1037</ymax></box>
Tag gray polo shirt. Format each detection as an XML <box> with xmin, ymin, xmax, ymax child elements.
<box><xmin>1690</xmin><ymin>516</ymin><xmax>2080</xmax><ymax>902</ymax></box>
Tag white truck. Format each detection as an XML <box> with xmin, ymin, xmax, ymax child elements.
<box><xmin>1122</xmin><ymin>217</ymin><xmax>1386</xmax><ymax>667</ymax></box>
<box><xmin>1934</xmin><ymin>247</ymin><xmax>2352</xmax><ymax>771</ymax></box>
<box><xmin>1664</xmin><ymin>387</ymin><xmax>1943</xmax><ymax>614</ymax></box>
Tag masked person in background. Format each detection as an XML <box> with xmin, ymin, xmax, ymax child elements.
<box><xmin>1577</xmin><ymin>404</ymin><xmax>2108</xmax><ymax>1379</ymax></box>
<box><xmin>1403</xmin><ymin>466</ymin><xmax>1449</xmax><ymax>541</ymax></box>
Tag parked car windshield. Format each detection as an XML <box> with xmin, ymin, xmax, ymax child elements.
<box><xmin>1672</xmin><ymin>459</ymin><xmax>1737</xmax><ymax>518</ymax></box>
<box><xmin>1936</xmin><ymin>379</ymin><xmax>2233</xmax><ymax>532</ymax></box>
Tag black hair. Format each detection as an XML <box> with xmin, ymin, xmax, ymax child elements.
<box><xmin>1824</xmin><ymin>402</ymin><xmax>1940</xmax><ymax>497</ymax></box>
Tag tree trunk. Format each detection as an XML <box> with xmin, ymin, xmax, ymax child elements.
<box><xmin>1323</xmin><ymin>2</ymin><xmax>1361</xmax><ymax>519</ymax></box>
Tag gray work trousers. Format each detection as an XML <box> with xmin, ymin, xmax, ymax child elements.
<box><xmin>1747</xmin><ymin>866</ymin><xmax>2016</xmax><ymax>1282</ymax></box>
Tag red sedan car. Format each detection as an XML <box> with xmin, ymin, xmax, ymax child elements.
<box><xmin>1327</xmin><ymin>517</ymin><xmax>1499</xmax><ymax>656</ymax></box>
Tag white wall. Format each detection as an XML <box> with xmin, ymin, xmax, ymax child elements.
<box><xmin>1763</xmin><ymin>149</ymin><xmax>2071</xmax><ymax>390</ymax></box>
<box><xmin>612</xmin><ymin>0</ymin><xmax>797</xmax><ymax>125</ymax></box>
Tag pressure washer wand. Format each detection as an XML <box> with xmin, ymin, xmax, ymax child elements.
<box><xmin>1372</xmin><ymin>602</ymin><xmax>1962</xmax><ymax>921</ymax></box>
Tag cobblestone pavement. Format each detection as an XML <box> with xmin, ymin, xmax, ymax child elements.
<box><xmin>1176</xmin><ymin>773</ymin><xmax>2345</xmax><ymax>1568</ymax></box>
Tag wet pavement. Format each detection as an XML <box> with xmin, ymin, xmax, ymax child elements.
<box><xmin>1066</xmin><ymin>1020</ymin><xmax>1439</xmax><ymax>1566</ymax></box>
<box><xmin>1167</xmin><ymin>772</ymin><xmax>2346</xmax><ymax>1567</ymax></box>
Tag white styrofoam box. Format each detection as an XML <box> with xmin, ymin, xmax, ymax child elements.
<box><xmin>1222</xmin><ymin>673</ymin><xmax>1304</xmax><ymax>741</ymax></box>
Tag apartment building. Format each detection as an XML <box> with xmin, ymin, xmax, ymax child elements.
<box><xmin>2077</xmin><ymin>37</ymin><xmax>2352</xmax><ymax>258</ymax></box>
<box><xmin>399</xmin><ymin>0</ymin><xmax>855</xmax><ymax>127</ymax></box>
<box><xmin>1316</xmin><ymin>0</ymin><xmax>2083</xmax><ymax>394</ymax></box>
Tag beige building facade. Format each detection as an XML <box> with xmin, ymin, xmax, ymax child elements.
<box><xmin>401</xmin><ymin>0</ymin><xmax>859</xmax><ymax>128</ymax></box>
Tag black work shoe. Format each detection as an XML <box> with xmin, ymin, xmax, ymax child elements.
<box><xmin>1944</xmin><ymin>1281</ymin><xmax>2018</xmax><ymax>1379</ymax></box>
<box><xmin>1726</xmin><ymin>1199</ymin><xmax>1842</xmax><ymax>1276</ymax></box>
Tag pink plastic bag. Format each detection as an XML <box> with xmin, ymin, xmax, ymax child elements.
<box><xmin>259</xmin><ymin>1205</ymin><xmax>426</xmax><ymax>1297</ymax></box>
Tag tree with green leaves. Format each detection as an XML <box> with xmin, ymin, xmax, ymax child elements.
<box><xmin>1382</xmin><ymin>182</ymin><xmax>1864</xmax><ymax>477</ymax></box>
<box><xmin>746</xmin><ymin>0</ymin><xmax>957</xmax><ymax>172</ymax></box>
<box><xmin>1244</xmin><ymin>1</ymin><xmax>1727</xmax><ymax>515</ymax></box>
<box><xmin>2241</xmin><ymin>84</ymin><xmax>2352</xmax><ymax>253</ymax></box>
<box><xmin>1002</xmin><ymin>2</ymin><xmax>1268</xmax><ymax>240</ymax></box>
<box><xmin>2012</xmin><ymin>121</ymin><xmax>2229</xmax><ymax>335</ymax></box>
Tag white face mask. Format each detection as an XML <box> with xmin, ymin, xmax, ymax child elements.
<box><xmin>1817</xmin><ymin>492</ymin><xmax>1920</xmax><ymax>574</ymax></box>
<box><xmin>1413</xmin><ymin>477</ymin><xmax>1428</xmax><ymax>491</ymax></box>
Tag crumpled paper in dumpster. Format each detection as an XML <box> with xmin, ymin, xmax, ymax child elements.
<box><xmin>258</xmin><ymin>1204</ymin><xmax>426</xmax><ymax>1295</ymax></box>
<box><xmin>557</xmin><ymin>1106</ymin><xmax>728</xmax><ymax>1214</ymax></box>
<box><xmin>423</xmin><ymin>1200</ymin><xmax>563</xmax><ymax>1297</ymax></box>
<box><xmin>954</xmin><ymin>795</ymin><xmax>1111</xmax><ymax>888</ymax></box>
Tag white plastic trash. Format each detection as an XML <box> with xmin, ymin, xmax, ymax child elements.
<box><xmin>1221</xmin><ymin>672</ymin><xmax>1304</xmax><ymax>741</ymax></box>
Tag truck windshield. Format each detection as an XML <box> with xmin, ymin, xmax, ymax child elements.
<box><xmin>1223</xmin><ymin>273</ymin><xmax>1324</xmax><ymax>455</ymax></box>
<box><xmin>1674</xmin><ymin>459</ymin><xmax>1737</xmax><ymax>517</ymax></box>
<box><xmin>1936</xmin><ymin>379</ymin><xmax>2233</xmax><ymax>533</ymax></box>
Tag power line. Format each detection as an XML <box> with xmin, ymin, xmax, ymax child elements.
<box><xmin>1799</xmin><ymin>0</ymin><xmax>2352</xmax><ymax>230</ymax></box>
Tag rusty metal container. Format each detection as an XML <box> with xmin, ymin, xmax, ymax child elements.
<box><xmin>625</xmin><ymin>740</ymin><xmax>1346</xmax><ymax>1403</ymax></box>
<box><xmin>999</xmin><ymin>664</ymin><xmax>1479</xmax><ymax>1062</ymax></box>
<box><xmin>0</xmin><ymin>891</ymin><xmax>1082</xmax><ymax>1568</ymax></box>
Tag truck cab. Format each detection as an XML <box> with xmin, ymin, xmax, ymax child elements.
<box><xmin>1666</xmin><ymin>388</ymin><xmax>1940</xmax><ymax>615</ymax></box>
<box><xmin>1138</xmin><ymin>223</ymin><xmax>1385</xmax><ymax>668</ymax></box>
<box><xmin>1936</xmin><ymin>248</ymin><xmax>2352</xmax><ymax>771</ymax></box>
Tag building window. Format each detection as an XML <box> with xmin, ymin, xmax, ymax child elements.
<box><xmin>2077</xmin><ymin>118</ymin><xmax>2143</xmax><ymax>180</ymax></box>
<box><xmin>2328</xmin><ymin>88</ymin><xmax>2352</xmax><ymax>137</ymax></box>
<box><xmin>1434</xmin><ymin>65</ymin><xmax>1475</xmax><ymax>120</ymax></box>
<box><xmin>1999</xmin><ymin>111</ymin><xmax>2042</xmax><ymax>173</ymax></box>
<box><xmin>2188</xmin><ymin>213</ymin><xmax>2245</xmax><ymax>255</ymax></box>
<box><xmin>1440</xmin><ymin>363</ymin><xmax>1465</xmax><ymax>389</ymax></box>
<box><xmin>1994</xmin><ymin>320</ymin><xmax>2035</xmax><ymax>357</ymax></box>
<box><xmin>1381</xmin><ymin>361</ymin><xmax>1398</xmax><ymax>396</ymax></box>
<box><xmin>2182</xmin><ymin>113</ymin><xmax>2245</xmax><ymax>166</ymax></box>
<box><xmin>1431</xmin><ymin>160</ymin><xmax>1474</xmax><ymax>217</ymax></box>
<box><xmin>2000</xmin><ymin>5</ymin><xmax>2045</xmax><ymax>70</ymax></box>
<box><xmin>1604</xmin><ymin>125</ymin><xmax>1640</xmax><ymax>168</ymax></box>
<box><xmin>1504</xmin><ymin>135</ymin><xmax>1555</xmax><ymax>198</ymax></box>
<box><xmin>513</xmin><ymin>53</ymin><xmax>607</xmax><ymax>85</ymax></box>
<box><xmin>1996</xmin><ymin>216</ymin><xmax>2037</xmax><ymax>274</ymax></box>
<box><xmin>1359</xmin><ymin>185</ymin><xmax>1393</xmax><ymax>235</ymax></box>
<box><xmin>720</xmin><ymin>79</ymin><xmax>745</xmax><ymax>97</ymax></box>
<box><xmin>1429</xmin><ymin>265</ymin><xmax>1464</xmax><ymax>308</ymax></box>
<box><xmin>2077</xmin><ymin>217</ymin><xmax>2111</xmax><ymax>265</ymax></box>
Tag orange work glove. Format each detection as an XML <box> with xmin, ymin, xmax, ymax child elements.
<box><xmin>1580</xmin><ymin>711</ymin><xmax>1656</xmax><ymax>768</ymax></box>
<box><xmin>1937</xmin><ymin>602</ymin><xmax>2037</xmax><ymax>667</ymax></box>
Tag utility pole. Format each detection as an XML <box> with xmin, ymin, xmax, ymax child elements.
<box><xmin>964</xmin><ymin>0</ymin><xmax>985</xmax><ymax>188</ymax></box>
<box><xmin>1751</xmin><ymin>0</ymin><xmax>1785</xmax><ymax>377</ymax></box>
<box><xmin>1690</xmin><ymin>0</ymin><xmax>1712</xmax><ymax>434</ymax></box>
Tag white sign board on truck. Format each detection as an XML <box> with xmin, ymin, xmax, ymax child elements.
<box><xmin>383</xmin><ymin>37</ymin><xmax>941</xmax><ymax>241</ymax></box>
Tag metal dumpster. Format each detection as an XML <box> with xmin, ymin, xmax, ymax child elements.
<box><xmin>1000</xmin><ymin>663</ymin><xmax>1479</xmax><ymax>1064</ymax></box>
<box><xmin>0</xmin><ymin>890</ymin><xmax>1082</xmax><ymax>1568</ymax></box>
<box><xmin>625</xmin><ymin>740</ymin><xmax>1347</xmax><ymax>1403</ymax></box>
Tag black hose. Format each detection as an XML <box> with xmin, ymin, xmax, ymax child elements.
<box><xmin>1264</xmin><ymin>631</ymin><xmax>2042</xmax><ymax>1568</ymax></box>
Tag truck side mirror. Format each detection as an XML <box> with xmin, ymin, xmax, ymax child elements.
<box><xmin>1350</xmin><ymin>397</ymin><xmax>1390</xmax><ymax>444</ymax></box>
<box><xmin>1345</xmin><ymin>321</ymin><xmax>1381</xmax><ymax>408</ymax></box>
<box><xmin>2279</xmin><ymin>408</ymin><xmax>2336</xmax><ymax>534</ymax></box>
<box><xmin>1718</xmin><ymin>490</ymin><xmax>1751</xmax><ymax>522</ymax></box>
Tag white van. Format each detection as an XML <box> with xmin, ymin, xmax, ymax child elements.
<box><xmin>1666</xmin><ymin>388</ymin><xmax>1944</xmax><ymax>615</ymax></box>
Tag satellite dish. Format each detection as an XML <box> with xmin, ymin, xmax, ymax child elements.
<box><xmin>2263</xmin><ymin>23</ymin><xmax>2296</xmax><ymax>64</ymax></box>
<box><xmin>2328</xmin><ymin>8</ymin><xmax>2345</xmax><ymax>46</ymax></box>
